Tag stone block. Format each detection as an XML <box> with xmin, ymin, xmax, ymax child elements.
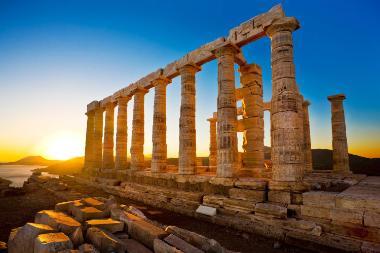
<box><xmin>70</xmin><ymin>227</ymin><xmax>84</xmax><ymax>247</ymax></box>
<box><xmin>228</xmin><ymin>188</ymin><xmax>265</xmax><ymax>202</ymax></box>
<box><xmin>8</xmin><ymin>223</ymin><xmax>55</xmax><ymax>253</ymax></box>
<box><xmin>164</xmin><ymin>234</ymin><xmax>203</xmax><ymax>253</ymax></box>
<box><xmin>364</xmin><ymin>211</ymin><xmax>380</xmax><ymax>229</ymax></box>
<box><xmin>202</xmin><ymin>195</ymin><xmax>226</xmax><ymax>208</ymax></box>
<box><xmin>209</xmin><ymin>177</ymin><xmax>235</xmax><ymax>187</ymax></box>
<box><xmin>301</xmin><ymin>205</ymin><xmax>332</xmax><ymax>220</ymax></box>
<box><xmin>55</xmin><ymin>201</ymin><xmax>74</xmax><ymax>213</ymax></box>
<box><xmin>81</xmin><ymin>198</ymin><xmax>105</xmax><ymax>210</ymax></box>
<box><xmin>35</xmin><ymin>210</ymin><xmax>81</xmax><ymax>235</ymax></box>
<box><xmin>72</xmin><ymin>207</ymin><xmax>104</xmax><ymax>222</ymax></box>
<box><xmin>128</xmin><ymin>218</ymin><xmax>168</xmax><ymax>249</ymax></box>
<box><xmin>336</xmin><ymin>185</ymin><xmax>380</xmax><ymax>211</ymax></box>
<box><xmin>195</xmin><ymin>205</ymin><xmax>216</xmax><ymax>216</ymax></box>
<box><xmin>268</xmin><ymin>191</ymin><xmax>291</xmax><ymax>204</ymax></box>
<box><xmin>331</xmin><ymin>208</ymin><xmax>364</xmax><ymax>225</ymax></box>
<box><xmin>68</xmin><ymin>201</ymin><xmax>85</xmax><ymax>215</ymax></box>
<box><xmin>223</xmin><ymin>198</ymin><xmax>256</xmax><ymax>213</ymax></box>
<box><xmin>255</xmin><ymin>203</ymin><xmax>287</xmax><ymax>219</ymax></box>
<box><xmin>123</xmin><ymin>239</ymin><xmax>153</xmax><ymax>253</ymax></box>
<box><xmin>153</xmin><ymin>239</ymin><xmax>183</xmax><ymax>253</ymax></box>
<box><xmin>86</xmin><ymin>227</ymin><xmax>126</xmax><ymax>253</ymax></box>
<box><xmin>34</xmin><ymin>233</ymin><xmax>73</xmax><ymax>253</ymax></box>
<box><xmin>302</xmin><ymin>191</ymin><xmax>337</xmax><ymax>208</ymax></box>
<box><xmin>78</xmin><ymin>243</ymin><xmax>100</xmax><ymax>253</ymax></box>
<box><xmin>85</xmin><ymin>218</ymin><xmax>124</xmax><ymax>233</ymax></box>
<box><xmin>362</xmin><ymin>241</ymin><xmax>380</xmax><ymax>253</ymax></box>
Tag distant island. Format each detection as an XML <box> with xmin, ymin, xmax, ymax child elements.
<box><xmin>0</xmin><ymin>156</ymin><xmax>59</xmax><ymax>166</ymax></box>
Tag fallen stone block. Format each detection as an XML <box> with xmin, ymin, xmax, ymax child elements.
<box><xmin>68</xmin><ymin>201</ymin><xmax>86</xmax><ymax>215</ymax></box>
<box><xmin>123</xmin><ymin>239</ymin><xmax>153</xmax><ymax>253</ymax></box>
<box><xmin>70</xmin><ymin>227</ymin><xmax>84</xmax><ymax>247</ymax></box>
<box><xmin>153</xmin><ymin>239</ymin><xmax>183</xmax><ymax>253</ymax></box>
<box><xmin>255</xmin><ymin>203</ymin><xmax>287</xmax><ymax>219</ymax></box>
<box><xmin>126</xmin><ymin>206</ymin><xmax>147</xmax><ymax>219</ymax></box>
<box><xmin>86</xmin><ymin>227</ymin><xmax>126</xmax><ymax>253</ymax></box>
<box><xmin>127</xmin><ymin>218</ymin><xmax>168</xmax><ymax>249</ymax></box>
<box><xmin>81</xmin><ymin>198</ymin><xmax>106</xmax><ymax>210</ymax></box>
<box><xmin>164</xmin><ymin>234</ymin><xmax>203</xmax><ymax>253</ymax></box>
<box><xmin>228</xmin><ymin>188</ymin><xmax>265</xmax><ymax>202</ymax></box>
<box><xmin>34</xmin><ymin>232</ymin><xmax>73</xmax><ymax>253</ymax></box>
<box><xmin>78</xmin><ymin>243</ymin><xmax>100</xmax><ymax>253</ymax></box>
<box><xmin>85</xmin><ymin>218</ymin><xmax>124</xmax><ymax>233</ymax></box>
<box><xmin>8</xmin><ymin>222</ymin><xmax>55</xmax><ymax>253</ymax></box>
<box><xmin>331</xmin><ymin>208</ymin><xmax>364</xmax><ymax>225</ymax></box>
<box><xmin>55</xmin><ymin>201</ymin><xmax>74</xmax><ymax>213</ymax></box>
<box><xmin>72</xmin><ymin>206</ymin><xmax>104</xmax><ymax>222</ymax></box>
<box><xmin>196</xmin><ymin>205</ymin><xmax>216</xmax><ymax>216</ymax></box>
<box><xmin>35</xmin><ymin>210</ymin><xmax>81</xmax><ymax>235</ymax></box>
<box><xmin>364</xmin><ymin>210</ymin><xmax>380</xmax><ymax>229</ymax></box>
<box><xmin>302</xmin><ymin>191</ymin><xmax>337</xmax><ymax>208</ymax></box>
<box><xmin>301</xmin><ymin>205</ymin><xmax>332</xmax><ymax>220</ymax></box>
<box><xmin>268</xmin><ymin>191</ymin><xmax>291</xmax><ymax>204</ymax></box>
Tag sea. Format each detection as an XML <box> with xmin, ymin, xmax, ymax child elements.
<box><xmin>0</xmin><ymin>165</ymin><xmax>47</xmax><ymax>187</ymax></box>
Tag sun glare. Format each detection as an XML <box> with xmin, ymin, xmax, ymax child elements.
<box><xmin>36</xmin><ymin>132</ymin><xmax>84</xmax><ymax>160</ymax></box>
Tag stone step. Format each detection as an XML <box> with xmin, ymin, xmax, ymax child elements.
<box><xmin>35</xmin><ymin>210</ymin><xmax>81</xmax><ymax>235</ymax></box>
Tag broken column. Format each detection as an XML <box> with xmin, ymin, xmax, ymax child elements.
<box><xmin>265</xmin><ymin>17</ymin><xmax>304</xmax><ymax>182</ymax></box>
<box><xmin>328</xmin><ymin>94</ymin><xmax>350</xmax><ymax>173</ymax></box>
<box><xmin>115</xmin><ymin>96</ymin><xmax>131</xmax><ymax>171</ymax></box>
<box><xmin>214</xmin><ymin>44</ymin><xmax>239</xmax><ymax>178</ymax></box>
<box><xmin>303</xmin><ymin>100</ymin><xmax>313</xmax><ymax>172</ymax></box>
<box><xmin>93</xmin><ymin>106</ymin><xmax>104</xmax><ymax>170</ymax></box>
<box><xmin>130</xmin><ymin>88</ymin><xmax>147</xmax><ymax>170</ymax></box>
<box><xmin>102</xmin><ymin>102</ymin><xmax>116</xmax><ymax>170</ymax></box>
<box><xmin>239</xmin><ymin>63</ymin><xmax>264</xmax><ymax>176</ymax></box>
<box><xmin>151</xmin><ymin>77</ymin><xmax>171</xmax><ymax>173</ymax></box>
<box><xmin>84</xmin><ymin>107</ymin><xmax>96</xmax><ymax>171</ymax></box>
<box><xmin>178</xmin><ymin>64</ymin><xmax>200</xmax><ymax>175</ymax></box>
<box><xmin>207</xmin><ymin>116</ymin><xmax>217</xmax><ymax>168</ymax></box>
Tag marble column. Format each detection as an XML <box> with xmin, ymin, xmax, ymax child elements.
<box><xmin>239</xmin><ymin>63</ymin><xmax>264</xmax><ymax>174</ymax></box>
<box><xmin>178</xmin><ymin>64</ymin><xmax>200</xmax><ymax>175</ymax></box>
<box><xmin>328</xmin><ymin>94</ymin><xmax>350</xmax><ymax>173</ymax></box>
<box><xmin>102</xmin><ymin>103</ymin><xmax>115</xmax><ymax>169</ymax></box>
<box><xmin>115</xmin><ymin>96</ymin><xmax>130</xmax><ymax>171</ymax></box>
<box><xmin>207</xmin><ymin>117</ymin><xmax>217</xmax><ymax>167</ymax></box>
<box><xmin>84</xmin><ymin>110</ymin><xmax>95</xmax><ymax>170</ymax></box>
<box><xmin>93</xmin><ymin>107</ymin><xmax>104</xmax><ymax>169</ymax></box>
<box><xmin>214</xmin><ymin>44</ymin><xmax>239</xmax><ymax>178</ymax></box>
<box><xmin>130</xmin><ymin>88</ymin><xmax>147</xmax><ymax>170</ymax></box>
<box><xmin>265</xmin><ymin>17</ymin><xmax>304</xmax><ymax>182</ymax></box>
<box><xmin>302</xmin><ymin>100</ymin><xmax>313</xmax><ymax>172</ymax></box>
<box><xmin>151</xmin><ymin>77</ymin><xmax>170</xmax><ymax>173</ymax></box>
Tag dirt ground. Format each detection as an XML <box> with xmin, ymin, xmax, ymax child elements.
<box><xmin>0</xmin><ymin>178</ymin><xmax>311</xmax><ymax>253</ymax></box>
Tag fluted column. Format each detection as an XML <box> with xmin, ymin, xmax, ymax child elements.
<box><xmin>115</xmin><ymin>96</ymin><xmax>130</xmax><ymax>171</ymax></box>
<box><xmin>130</xmin><ymin>88</ymin><xmax>147</xmax><ymax>170</ymax></box>
<box><xmin>93</xmin><ymin>107</ymin><xmax>104</xmax><ymax>169</ymax></box>
<box><xmin>151</xmin><ymin>77</ymin><xmax>170</xmax><ymax>173</ymax></box>
<box><xmin>178</xmin><ymin>64</ymin><xmax>200</xmax><ymax>175</ymax></box>
<box><xmin>102</xmin><ymin>103</ymin><xmax>115</xmax><ymax>169</ymax></box>
<box><xmin>239</xmin><ymin>63</ymin><xmax>264</xmax><ymax>174</ymax></box>
<box><xmin>303</xmin><ymin>100</ymin><xmax>313</xmax><ymax>172</ymax></box>
<box><xmin>328</xmin><ymin>94</ymin><xmax>350</xmax><ymax>173</ymax></box>
<box><xmin>214</xmin><ymin>44</ymin><xmax>239</xmax><ymax>178</ymax></box>
<box><xmin>84</xmin><ymin>110</ymin><xmax>95</xmax><ymax>171</ymax></box>
<box><xmin>265</xmin><ymin>17</ymin><xmax>304</xmax><ymax>182</ymax></box>
<box><xmin>207</xmin><ymin>117</ymin><xmax>217</xmax><ymax>167</ymax></box>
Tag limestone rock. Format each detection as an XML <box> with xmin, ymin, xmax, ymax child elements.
<box><xmin>195</xmin><ymin>205</ymin><xmax>216</xmax><ymax>216</ymax></box>
<box><xmin>34</xmin><ymin>233</ymin><xmax>73</xmax><ymax>253</ymax></box>
<box><xmin>78</xmin><ymin>243</ymin><xmax>100</xmax><ymax>253</ymax></box>
<box><xmin>85</xmin><ymin>218</ymin><xmax>124</xmax><ymax>233</ymax></box>
<box><xmin>154</xmin><ymin>239</ymin><xmax>183</xmax><ymax>253</ymax></box>
<box><xmin>8</xmin><ymin>222</ymin><xmax>55</xmax><ymax>253</ymax></box>
<box><xmin>302</xmin><ymin>191</ymin><xmax>337</xmax><ymax>208</ymax></box>
<box><xmin>164</xmin><ymin>234</ymin><xmax>203</xmax><ymax>253</ymax></box>
<box><xmin>234</xmin><ymin>178</ymin><xmax>267</xmax><ymax>190</ymax></box>
<box><xmin>86</xmin><ymin>227</ymin><xmax>126</xmax><ymax>253</ymax></box>
<box><xmin>229</xmin><ymin>188</ymin><xmax>265</xmax><ymax>202</ymax></box>
<box><xmin>364</xmin><ymin>211</ymin><xmax>380</xmax><ymax>229</ymax></box>
<box><xmin>268</xmin><ymin>191</ymin><xmax>291</xmax><ymax>204</ymax></box>
<box><xmin>331</xmin><ymin>208</ymin><xmax>363</xmax><ymax>225</ymax></box>
<box><xmin>300</xmin><ymin>205</ymin><xmax>331</xmax><ymax>220</ymax></box>
<box><xmin>55</xmin><ymin>201</ymin><xmax>75</xmax><ymax>214</ymax></box>
<box><xmin>254</xmin><ymin>203</ymin><xmax>287</xmax><ymax>219</ymax></box>
<box><xmin>72</xmin><ymin>206</ymin><xmax>104</xmax><ymax>222</ymax></box>
<box><xmin>70</xmin><ymin>227</ymin><xmax>84</xmax><ymax>247</ymax></box>
<box><xmin>81</xmin><ymin>198</ymin><xmax>106</xmax><ymax>210</ymax></box>
<box><xmin>35</xmin><ymin>210</ymin><xmax>81</xmax><ymax>235</ymax></box>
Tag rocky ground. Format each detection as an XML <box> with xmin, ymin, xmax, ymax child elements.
<box><xmin>0</xmin><ymin>174</ymin><xmax>311</xmax><ymax>253</ymax></box>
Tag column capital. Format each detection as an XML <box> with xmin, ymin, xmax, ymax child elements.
<box><xmin>177</xmin><ymin>63</ymin><xmax>201</xmax><ymax>74</ymax></box>
<box><xmin>328</xmin><ymin>94</ymin><xmax>346</xmax><ymax>102</ymax></box>
<box><xmin>265</xmin><ymin>17</ymin><xmax>300</xmax><ymax>37</ymax></box>
<box><xmin>303</xmin><ymin>100</ymin><xmax>311</xmax><ymax>107</ymax></box>
<box><xmin>103</xmin><ymin>101</ymin><xmax>116</xmax><ymax>110</ymax></box>
<box><xmin>151</xmin><ymin>76</ymin><xmax>171</xmax><ymax>87</ymax></box>
<box><xmin>239</xmin><ymin>63</ymin><xmax>262</xmax><ymax>75</ymax></box>
<box><xmin>207</xmin><ymin>117</ymin><xmax>217</xmax><ymax>123</ymax></box>
<box><xmin>212</xmin><ymin>42</ymin><xmax>240</xmax><ymax>58</ymax></box>
<box><xmin>132</xmin><ymin>87</ymin><xmax>149</xmax><ymax>96</ymax></box>
<box><xmin>116</xmin><ymin>96</ymin><xmax>131</xmax><ymax>105</ymax></box>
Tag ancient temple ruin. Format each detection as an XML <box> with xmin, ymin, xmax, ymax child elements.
<box><xmin>81</xmin><ymin>5</ymin><xmax>380</xmax><ymax>252</ymax></box>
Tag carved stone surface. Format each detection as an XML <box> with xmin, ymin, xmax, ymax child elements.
<box><xmin>328</xmin><ymin>94</ymin><xmax>350</xmax><ymax>173</ymax></box>
<box><xmin>207</xmin><ymin>117</ymin><xmax>217</xmax><ymax>167</ymax></box>
<box><xmin>102</xmin><ymin>102</ymin><xmax>116</xmax><ymax>170</ymax></box>
<box><xmin>93</xmin><ymin>107</ymin><xmax>104</xmax><ymax>170</ymax></box>
<box><xmin>302</xmin><ymin>100</ymin><xmax>313</xmax><ymax>172</ymax></box>
<box><xmin>115</xmin><ymin>96</ymin><xmax>131</xmax><ymax>171</ymax></box>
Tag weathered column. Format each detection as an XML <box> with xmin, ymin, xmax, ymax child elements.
<box><xmin>265</xmin><ymin>17</ymin><xmax>304</xmax><ymax>182</ymax></box>
<box><xmin>214</xmin><ymin>44</ymin><xmax>239</xmax><ymax>178</ymax></box>
<box><xmin>115</xmin><ymin>96</ymin><xmax>130</xmax><ymax>171</ymax></box>
<box><xmin>84</xmin><ymin>109</ymin><xmax>95</xmax><ymax>171</ymax></box>
<box><xmin>302</xmin><ymin>100</ymin><xmax>313</xmax><ymax>172</ymax></box>
<box><xmin>207</xmin><ymin>117</ymin><xmax>217</xmax><ymax>168</ymax></box>
<box><xmin>178</xmin><ymin>64</ymin><xmax>200</xmax><ymax>175</ymax></box>
<box><xmin>102</xmin><ymin>102</ymin><xmax>115</xmax><ymax>169</ymax></box>
<box><xmin>328</xmin><ymin>94</ymin><xmax>350</xmax><ymax>173</ymax></box>
<box><xmin>239</xmin><ymin>63</ymin><xmax>264</xmax><ymax>175</ymax></box>
<box><xmin>93</xmin><ymin>107</ymin><xmax>104</xmax><ymax>170</ymax></box>
<box><xmin>151</xmin><ymin>77</ymin><xmax>170</xmax><ymax>173</ymax></box>
<box><xmin>130</xmin><ymin>88</ymin><xmax>147</xmax><ymax>170</ymax></box>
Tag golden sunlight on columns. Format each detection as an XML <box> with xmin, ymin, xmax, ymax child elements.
<box><xmin>115</xmin><ymin>96</ymin><xmax>131</xmax><ymax>171</ymax></box>
<box><xmin>328</xmin><ymin>94</ymin><xmax>350</xmax><ymax>173</ymax></box>
<box><xmin>302</xmin><ymin>100</ymin><xmax>313</xmax><ymax>172</ymax></box>
<box><xmin>151</xmin><ymin>77</ymin><xmax>171</xmax><ymax>173</ymax></box>
<box><xmin>102</xmin><ymin>102</ymin><xmax>116</xmax><ymax>169</ymax></box>
<box><xmin>265</xmin><ymin>17</ymin><xmax>304</xmax><ymax>182</ymax></box>
<box><xmin>178</xmin><ymin>64</ymin><xmax>201</xmax><ymax>175</ymax></box>
<box><xmin>130</xmin><ymin>88</ymin><xmax>147</xmax><ymax>171</ymax></box>
<box><xmin>93</xmin><ymin>106</ymin><xmax>104</xmax><ymax>170</ymax></box>
<box><xmin>207</xmin><ymin>116</ymin><xmax>217</xmax><ymax>168</ymax></box>
<box><xmin>214</xmin><ymin>44</ymin><xmax>239</xmax><ymax>178</ymax></box>
<box><xmin>84</xmin><ymin>109</ymin><xmax>95</xmax><ymax>171</ymax></box>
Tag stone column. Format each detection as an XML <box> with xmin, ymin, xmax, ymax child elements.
<box><xmin>265</xmin><ymin>17</ymin><xmax>304</xmax><ymax>182</ymax></box>
<box><xmin>84</xmin><ymin>110</ymin><xmax>95</xmax><ymax>170</ymax></box>
<box><xmin>214</xmin><ymin>44</ymin><xmax>239</xmax><ymax>178</ymax></box>
<box><xmin>302</xmin><ymin>100</ymin><xmax>313</xmax><ymax>172</ymax></box>
<box><xmin>328</xmin><ymin>94</ymin><xmax>350</xmax><ymax>173</ymax></box>
<box><xmin>151</xmin><ymin>77</ymin><xmax>170</xmax><ymax>173</ymax></box>
<box><xmin>178</xmin><ymin>64</ymin><xmax>200</xmax><ymax>175</ymax></box>
<box><xmin>102</xmin><ymin>102</ymin><xmax>115</xmax><ymax>170</ymax></box>
<box><xmin>239</xmin><ymin>63</ymin><xmax>264</xmax><ymax>175</ymax></box>
<box><xmin>130</xmin><ymin>88</ymin><xmax>147</xmax><ymax>170</ymax></box>
<box><xmin>93</xmin><ymin>107</ymin><xmax>104</xmax><ymax>170</ymax></box>
<box><xmin>207</xmin><ymin>117</ymin><xmax>217</xmax><ymax>168</ymax></box>
<box><xmin>115</xmin><ymin>96</ymin><xmax>130</xmax><ymax>171</ymax></box>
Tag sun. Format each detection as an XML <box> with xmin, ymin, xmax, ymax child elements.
<box><xmin>36</xmin><ymin>132</ymin><xmax>84</xmax><ymax>160</ymax></box>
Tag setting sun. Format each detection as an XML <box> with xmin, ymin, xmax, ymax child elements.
<box><xmin>35</xmin><ymin>132</ymin><xmax>84</xmax><ymax>160</ymax></box>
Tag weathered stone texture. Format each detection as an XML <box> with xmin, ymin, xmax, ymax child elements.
<box><xmin>34</xmin><ymin>232</ymin><xmax>73</xmax><ymax>253</ymax></box>
<box><xmin>207</xmin><ymin>117</ymin><xmax>217</xmax><ymax>167</ymax></box>
<box><xmin>115</xmin><ymin>96</ymin><xmax>130</xmax><ymax>171</ymax></box>
<box><xmin>84</xmin><ymin>110</ymin><xmax>95</xmax><ymax>171</ymax></box>
<box><xmin>93</xmin><ymin>108</ymin><xmax>104</xmax><ymax>169</ymax></box>
<box><xmin>302</xmin><ymin>100</ymin><xmax>313</xmax><ymax>172</ymax></box>
<box><xmin>102</xmin><ymin>103</ymin><xmax>115</xmax><ymax>170</ymax></box>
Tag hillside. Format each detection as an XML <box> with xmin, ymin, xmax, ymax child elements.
<box><xmin>0</xmin><ymin>156</ymin><xmax>59</xmax><ymax>166</ymax></box>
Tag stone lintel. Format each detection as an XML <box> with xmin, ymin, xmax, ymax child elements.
<box><xmin>328</xmin><ymin>94</ymin><xmax>346</xmax><ymax>101</ymax></box>
<box><xmin>176</xmin><ymin>62</ymin><xmax>202</xmax><ymax>73</ymax></box>
<box><xmin>87</xmin><ymin>101</ymin><xmax>100</xmax><ymax>113</ymax></box>
<box><xmin>211</xmin><ymin>41</ymin><xmax>241</xmax><ymax>57</ymax></box>
<box><xmin>235</xmin><ymin>52</ymin><xmax>247</xmax><ymax>66</ymax></box>
<box><xmin>100</xmin><ymin>95</ymin><xmax>116</xmax><ymax>108</ymax></box>
<box><xmin>136</xmin><ymin>68</ymin><xmax>164</xmax><ymax>89</ymax></box>
<box><xmin>131</xmin><ymin>86</ymin><xmax>148</xmax><ymax>96</ymax></box>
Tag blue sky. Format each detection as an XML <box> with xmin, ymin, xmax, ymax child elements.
<box><xmin>0</xmin><ymin>0</ymin><xmax>379</xmax><ymax>161</ymax></box>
